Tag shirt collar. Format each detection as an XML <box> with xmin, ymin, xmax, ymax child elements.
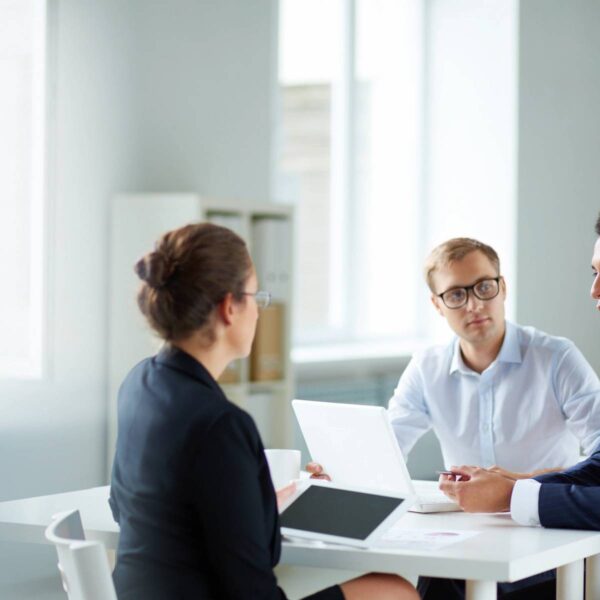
<box><xmin>449</xmin><ymin>320</ymin><xmax>522</xmax><ymax>375</ymax></box>
<box><xmin>155</xmin><ymin>344</ymin><xmax>225</xmax><ymax>397</ymax></box>
<box><xmin>449</xmin><ymin>340</ymin><xmax>468</xmax><ymax>375</ymax></box>
<box><xmin>496</xmin><ymin>321</ymin><xmax>522</xmax><ymax>365</ymax></box>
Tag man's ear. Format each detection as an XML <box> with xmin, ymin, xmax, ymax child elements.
<box><xmin>431</xmin><ymin>294</ymin><xmax>445</xmax><ymax>317</ymax></box>
<box><xmin>500</xmin><ymin>276</ymin><xmax>507</xmax><ymax>299</ymax></box>
<box><xmin>218</xmin><ymin>293</ymin><xmax>236</xmax><ymax>326</ymax></box>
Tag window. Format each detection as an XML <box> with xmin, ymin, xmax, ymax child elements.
<box><xmin>277</xmin><ymin>0</ymin><xmax>342</xmax><ymax>345</ymax></box>
<box><xmin>278</xmin><ymin>0</ymin><xmax>425</xmax><ymax>348</ymax></box>
<box><xmin>278</xmin><ymin>0</ymin><xmax>517</xmax><ymax>357</ymax></box>
<box><xmin>0</xmin><ymin>0</ymin><xmax>46</xmax><ymax>378</ymax></box>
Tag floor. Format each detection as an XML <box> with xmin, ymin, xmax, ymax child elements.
<box><xmin>0</xmin><ymin>541</ymin><xmax>63</xmax><ymax>599</ymax></box>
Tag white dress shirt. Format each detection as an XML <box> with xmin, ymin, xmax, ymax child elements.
<box><xmin>388</xmin><ymin>321</ymin><xmax>600</xmax><ymax>472</ymax></box>
<box><xmin>511</xmin><ymin>479</ymin><xmax>541</xmax><ymax>526</ymax></box>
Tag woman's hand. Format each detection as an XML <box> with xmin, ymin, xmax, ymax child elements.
<box><xmin>305</xmin><ymin>462</ymin><xmax>331</xmax><ymax>481</ymax></box>
<box><xmin>276</xmin><ymin>482</ymin><xmax>297</xmax><ymax>510</ymax></box>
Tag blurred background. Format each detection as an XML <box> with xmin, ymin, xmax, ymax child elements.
<box><xmin>1</xmin><ymin>0</ymin><xmax>600</xmax><ymax>596</ymax></box>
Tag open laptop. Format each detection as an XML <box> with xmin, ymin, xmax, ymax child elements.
<box><xmin>292</xmin><ymin>399</ymin><xmax>459</xmax><ymax>513</ymax></box>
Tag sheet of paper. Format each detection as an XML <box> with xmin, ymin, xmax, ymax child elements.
<box><xmin>375</xmin><ymin>526</ymin><xmax>480</xmax><ymax>551</ymax></box>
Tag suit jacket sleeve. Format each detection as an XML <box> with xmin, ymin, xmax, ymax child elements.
<box><xmin>534</xmin><ymin>450</ymin><xmax>600</xmax><ymax>529</ymax></box>
<box><xmin>192</xmin><ymin>409</ymin><xmax>287</xmax><ymax>600</ymax></box>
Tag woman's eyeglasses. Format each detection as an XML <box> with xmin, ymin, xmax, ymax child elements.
<box><xmin>241</xmin><ymin>290</ymin><xmax>271</xmax><ymax>309</ymax></box>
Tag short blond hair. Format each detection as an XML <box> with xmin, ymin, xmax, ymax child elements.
<box><xmin>424</xmin><ymin>238</ymin><xmax>500</xmax><ymax>292</ymax></box>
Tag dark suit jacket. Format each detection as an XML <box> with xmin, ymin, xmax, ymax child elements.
<box><xmin>535</xmin><ymin>449</ymin><xmax>600</xmax><ymax>530</ymax></box>
<box><xmin>109</xmin><ymin>345</ymin><xmax>287</xmax><ymax>599</ymax></box>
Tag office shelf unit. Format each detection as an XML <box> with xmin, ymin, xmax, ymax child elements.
<box><xmin>107</xmin><ymin>194</ymin><xmax>294</xmax><ymax>474</ymax></box>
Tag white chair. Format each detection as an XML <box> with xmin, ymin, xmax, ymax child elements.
<box><xmin>45</xmin><ymin>509</ymin><xmax>117</xmax><ymax>600</ymax></box>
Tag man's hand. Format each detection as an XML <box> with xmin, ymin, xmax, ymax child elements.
<box><xmin>305</xmin><ymin>462</ymin><xmax>331</xmax><ymax>481</ymax></box>
<box><xmin>439</xmin><ymin>465</ymin><xmax>516</xmax><ymax>513</ymax></box>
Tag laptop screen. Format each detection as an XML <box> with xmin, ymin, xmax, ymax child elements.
<box><xmin>292</xmin><ymin>399</ymin><xmax>414</xmax><ymax>495</ymax></box>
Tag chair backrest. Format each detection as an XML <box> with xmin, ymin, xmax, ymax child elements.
<box><xmin>45</xmin><ymin>509</ymin><xmax>117</xmax><ymax>600</ymax></box>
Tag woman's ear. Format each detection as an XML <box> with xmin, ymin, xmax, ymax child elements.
<box><xmin>218</xmin><ymin>293</ymin><xmax>236</xmax><ymax>326</ymax></box>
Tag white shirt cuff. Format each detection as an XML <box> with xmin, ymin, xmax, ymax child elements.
<box><xmin>510</xmin><ymin>479</ymin><xmax>542</xmax><ymax>526</ymax></box>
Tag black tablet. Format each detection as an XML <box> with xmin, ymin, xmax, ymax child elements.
<box><xmin>279</xmin><ymin>480</ymin><xmax>414</xmax><ymax>548</ymax></box>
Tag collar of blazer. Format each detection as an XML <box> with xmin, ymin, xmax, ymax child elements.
<box><xmin>155</xmin><ymin>344</ymin><xmax>225</xmax><ymax>397</ymax></box>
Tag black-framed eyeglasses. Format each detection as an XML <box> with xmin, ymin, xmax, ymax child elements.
<box><xmin>241</xmin><ymin>290</ymin><xmax>271</xmax><ymax>309</ymax></box>
<box><xmin>437</xmin><ymin>277</ymin><xmax>501</xmax><ymax>309</ymax></box>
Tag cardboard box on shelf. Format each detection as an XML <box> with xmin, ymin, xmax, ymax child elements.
<box><xmin>251</xmin><ymin>303</ymin><xmax>285</xmax><ymax>381</ymax></box>
<box><xmin>218</xmin><ymin>359</ymin><xmax>242</xmax><ymax>384</ymax></box>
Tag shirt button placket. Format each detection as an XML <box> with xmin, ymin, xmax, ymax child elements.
<box><xmin>479</xmin><ymin>376</ymin><xmax>496</xmax><ymax>467</ymax></box>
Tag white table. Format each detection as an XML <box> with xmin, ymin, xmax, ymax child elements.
<box><xmin>1</xmin><ymin>484</ymin><xmax>600</xmax><ymax>600</ymax></box>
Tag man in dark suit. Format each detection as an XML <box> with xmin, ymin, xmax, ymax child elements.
<box><xmin>440</xmin><ymin>212</ymin><xmax>600</xmax><ymax>530</ymax></box>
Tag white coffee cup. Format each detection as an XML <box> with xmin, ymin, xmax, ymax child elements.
<box><xmin>264</xmin><ymin>449</ymin><xmax>301</xmax><ymax>490</ymax></box>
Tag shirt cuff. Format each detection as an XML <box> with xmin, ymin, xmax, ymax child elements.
<box><xmin>510</xmin><ymin>479</ymin><xmax>542</xmax><ymax>526</ymax></box>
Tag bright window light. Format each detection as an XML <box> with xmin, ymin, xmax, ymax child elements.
<box><xmin>278</xmin><ymin>0</ymin><xmax>517</xmax><ymax>357</ymax></box>
<box><xmin>0</xmin><ymin>0</ymin><xmax>46</xmax><ymax>378</ymax></box>
<box><xmin>279</xmin><ymin>0</ymin><xmax>424</xmax><ymax>346</ymax></box>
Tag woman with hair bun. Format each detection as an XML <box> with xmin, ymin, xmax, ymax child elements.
<box><xmin>109</xmin><ymin>222</ymin><xmax>418</xmax><ymax>600</ymax></box>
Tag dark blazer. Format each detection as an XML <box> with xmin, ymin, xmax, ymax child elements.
<box><xmin>109</xmin><ymin>345</ymin><xmax>287</xmax><ymax>599</ymax></box>
<box><xmin>535</xmin><ymin>449</ymin><xmax>600</xmax><ymax>530</ymax></box>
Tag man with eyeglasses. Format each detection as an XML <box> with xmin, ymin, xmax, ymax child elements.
<box><xmin>304</xmin><ymin>236</ymin><xmax>600</xmax><ymax>599</ymax></box>
<box><xmin>438</xmin><ymin>221</ymin><xmax>600</xmax><ymax>524</ymax></box>
<box><xmin>372</xmin><ymin>236</ymin><xmax>600</xmax><ymax>600</ymax></box>
<box><xmin>387</xmin><ymin>237</ymin><xmax>600</xmax><ymax>485</ymax></box>
<box><xmin>418</xmin><ymin>220</ymin><xmax>600</xmax><ymax>600</ymax></box>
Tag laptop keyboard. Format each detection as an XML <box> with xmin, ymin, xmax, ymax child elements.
<box><xmin>417</xmin><ymin>493</ymin><xmax>456</xmax><ymax>505</ymax></box>
<box><xmin>413</xmin><ymin>481</ymin><xmax>455</xmax><ymax>505</ymax></box>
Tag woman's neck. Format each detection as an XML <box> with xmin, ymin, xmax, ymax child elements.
<box><xmin>173</xmin><ymin>335</ymin><xmax>232</xmax><ymax>381</ymax></box>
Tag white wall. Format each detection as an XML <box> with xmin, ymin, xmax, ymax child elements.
<box><xmin>0</xmin><ymin>0</ymin><xmax>275</xmax><ymax>596</ymax></box>
<box><xmin>0</xmin><ymin>0</ymin><xmax>137</xmax><ymax>595</ymax></box>
<box><xmin>127</xmin><ymin>0</ymin><xmax>275</xmax><ymax>199</ymax></box>
<box><xmin>516</xmin><ymin>0</ymin><xmax>600</xmax><ymax>370</ymax></box>
<box><xmin>0</xmin><ymin>0</ymin><xmax>136</xmax><ymax>506</ymax></box>
<box><xmin>0</xmin><ymin>0</ymin><xmax>277</xmax><ymax>504</ymax></box>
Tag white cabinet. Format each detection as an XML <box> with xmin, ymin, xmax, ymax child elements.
<box><xmin>108</xmin><ymin>194</ymin><xmax>294</xmax><ymax>473</ymax></box>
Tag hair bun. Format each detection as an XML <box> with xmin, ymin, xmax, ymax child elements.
<box><xmin>135</xmin><ymin>251</ymin><xmax>176</xmax><ymax>289</ymax></box>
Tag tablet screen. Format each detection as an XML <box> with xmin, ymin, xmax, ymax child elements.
<box><xmin>280</xmin><ymin>485</ymin><xmax>405</xmax><ymax>540</ymax></box>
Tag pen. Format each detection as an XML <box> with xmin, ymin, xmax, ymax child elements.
<box><xmin>436</xmin><ymin>470</ymin><xmax>464</xmax><ymax>479</ymax></box>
